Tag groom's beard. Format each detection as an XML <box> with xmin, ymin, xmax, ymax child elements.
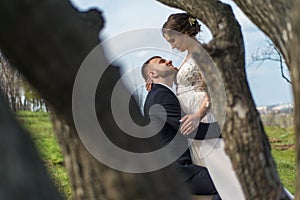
<box><xmin>157</xmin><ymin>69</ymin><xmax>177</xmax><ymax>78</ymax></box>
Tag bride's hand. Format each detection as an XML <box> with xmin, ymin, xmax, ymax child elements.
<box><xmin>180</xmin><ymin>114</ymin><xmax>199</xmax><ymax>135</ymax></box>
<box><xmin>145</xmin><ymin>78</ymin><xmax>153</xmax><ymax>92</ymax></box>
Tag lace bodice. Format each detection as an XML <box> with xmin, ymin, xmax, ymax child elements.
<box><xmin>176</xmin><ymin>58</ymin><xmax>207</xmax><ymax>95</ymax></box>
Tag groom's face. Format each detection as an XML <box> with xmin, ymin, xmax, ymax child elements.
<box><xmin>148</xmin><ymin>57</ymin><xmax>178</xmax><ymax>78</ymax></box>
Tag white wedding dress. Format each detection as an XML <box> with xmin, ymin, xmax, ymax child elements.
<box><xmin>176</xmin><ymin>58</ymin><xmax>245</xmax><ymax>200</ymax></box>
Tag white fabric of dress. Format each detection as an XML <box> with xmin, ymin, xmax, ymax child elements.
<box><xmin>176</xmin><ymin>58</ymin><xmax>245</xmax><ymax>200</ymax></box>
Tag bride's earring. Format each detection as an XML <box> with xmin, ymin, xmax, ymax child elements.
<box><xmin>172</xmin><ymin>48</ymin><xmax>179</xmax><ymax>53</ymax></box>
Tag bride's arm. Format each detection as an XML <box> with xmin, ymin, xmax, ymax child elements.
<box><xmin>194</xmin><ymin>93</ymin><xmax>210</xmax><ymax>120</ymax></box>
<box><xmin>180</xmin><ymin>93</ymin><xmax>210</xmax><ymax>135</ymax></box>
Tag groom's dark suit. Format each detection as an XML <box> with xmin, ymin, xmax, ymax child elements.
<box><xmin>144</xmin><ymin>84</ymin><xmax>220</xmax><ymax>196</ymax></box>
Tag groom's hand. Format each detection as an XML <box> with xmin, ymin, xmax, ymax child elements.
<box><xmin>179</xmin><ymin>114</ymin><xmax>199</xmax><ymax>135</ymax></box>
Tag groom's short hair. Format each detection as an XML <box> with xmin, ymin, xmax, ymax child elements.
<box><xmin>141</xmin><ymin>56</ymin><xmax>161</xmax><ymax>80</ymax></box>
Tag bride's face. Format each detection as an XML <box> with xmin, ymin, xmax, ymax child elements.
<box><xmin>164</xmin><ymin>33</ymin><xmax>188</xmax><ymax>52</ymax></box>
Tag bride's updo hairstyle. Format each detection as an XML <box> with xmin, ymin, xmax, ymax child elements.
<box><xmin>162</xmin><ymin>13</ymin><xmax>201</xmax><ymax>37</ymax></box>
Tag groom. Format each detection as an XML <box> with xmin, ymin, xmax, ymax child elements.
<box><xmin>142</xmin><ymin>56</ymin><xmax>221</xmax><ymax>199</ymax></box>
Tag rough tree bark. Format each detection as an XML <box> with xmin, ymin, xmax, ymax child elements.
<box><xmin>232</xmin><ymin>0</ymin><xmax>293</xmax><ymax>65</ymax></box>
<box><xmin>289</xmin><ymin>1</ymin><xmax>300</xmax><ymax>199</ymax></box>
<box><xmin>225</xmin><ymin>1</ymin><xmax>300</xmax><ymax>199</ymax></box>
<box><xmin>157</xmin><ymin>0</ymin><xmax>292</xmax><ymax>199</ymax></box>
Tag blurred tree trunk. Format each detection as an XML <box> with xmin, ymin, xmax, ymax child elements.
<box><xmin>0</xmin><ymin>0</ymin><xmax>191</xmax><ymax>200</ymax></box>
<box><xmin>0</xmin><ymin>91</ymin><xmax>62</xmax><ymax>200</ymax></box>
<box><xmin>231</xmin><ymin>1</ymin><xmax>300</xmax><ymax>199</ymax></box>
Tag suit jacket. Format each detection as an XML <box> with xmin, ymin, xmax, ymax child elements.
<box><xmin>144</xmin><ymin>84</ymin><xmax>221</xmax><ymax>181</ymax></box>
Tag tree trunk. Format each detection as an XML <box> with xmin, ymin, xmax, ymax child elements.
<box><xmin>0</xmin><ymin>0</ymin><xmax>192</xmax><ymax>199</ymax></box>
<box><xmin>289</xmin><ymin>1</ymin><xmax>300</xmax><ymax>199</ymax></box>
<box><xmin>225</xmin><ymin>0</ymin><xmax>300</xmax><ymax>199</ymax></box>
<box><xmin>10</xmin><ymin>95</ymin><xmax>16</xmax><ymax>112</ymax></box>
<box><xmin>0</xmin><ymin>91</ymin><xmax>62</xmax><ymax>200</ymax></box>
<box><xmin>157</xmin><ymin>0</ymin><xmax>289</xmax><ymax>199</ymax></box>
<box><xmin>24</xmin><ymin>98</ymin><xmax>28</xmax><ymax>111</ymax></box>
<box><xmin>51</xmin><ymin>111</ymin><xmax>189</xmax><ymax>200</ymax></box>
<box><xmin>232</xmin><ymin>0</ymin><xmax>293</xmax><ymax>66</ymax></box>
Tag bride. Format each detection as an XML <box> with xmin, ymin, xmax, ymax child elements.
<box><xmin>160</xmin><ymin>13</ymin><xmax>245</xmax><ymax>200</ymax></box>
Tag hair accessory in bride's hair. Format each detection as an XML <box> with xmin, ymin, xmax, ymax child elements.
<box><xmin>188</xmin><ymin>17</ymin><xmax>196</xmax><ymax>26</ymax></box>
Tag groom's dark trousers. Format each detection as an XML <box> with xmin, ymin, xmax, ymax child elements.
<box><xmin>144</xmin><ymin>84</ymin><xmax>221</xmax><ymax>197</ymax></box>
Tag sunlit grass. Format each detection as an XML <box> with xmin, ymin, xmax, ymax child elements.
<box><xmin>265</xmin><ymin>126</ymin><xmax>296</xmax><ymax>195</ymax></box>
<box><xmin>17</xmin><ymin>111</ymin><xmax>72</xmax><ymax>199</ymax></box>
<box><xmin>16</xmin><ymin>111</ymin><xmax>296</xmax><ymax>198</ymax></box>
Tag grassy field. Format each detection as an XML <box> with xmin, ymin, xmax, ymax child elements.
<box><xmin>265</xmin><ymin>126</ymin><xmax>296</xmax><ymax>194</ymax></box>
<box><xmin>17</xmin><ymin>111</ymin><xmax>72</xmax><ymax>199</ymax></box>
<box><xmin>16</xmin><ymin>111</ymin><xmax>296</xmax><ymax>198</ymax></box>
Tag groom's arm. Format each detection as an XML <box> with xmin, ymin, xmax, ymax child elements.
<box><xmin>146</xmin><ymin>89</ymin><xmax>222</xmax><ymax>140</ymax></box>
<box><xmin>148</xmin><ymin>91</ymin><xmax>222</xmax><ymax>139</ymax></box>
<box><xmin>186</xmin><ymin>122</ymin><xmax>222</xmax><ymax>140</ymax></box>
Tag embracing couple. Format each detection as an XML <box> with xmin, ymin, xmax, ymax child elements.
<box><xmin>141</xmin><ymin>13</ymin><xmax>245</xmax><ymax>200</ymax></box>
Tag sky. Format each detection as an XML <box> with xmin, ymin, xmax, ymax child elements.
<box><xmin>70</xmin><ymin>0</ymin><xmax>294</xmax><ymax>107</ymax></box>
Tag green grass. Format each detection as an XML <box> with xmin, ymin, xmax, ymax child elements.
<box><xmin>16</xmin><ymin>111</ymin><xmax>72</xmax><ymax>199</ymax></box>
<box><xmin>265</xmin><ymin>126</ymin><xmax>296</xmax><ymax>195</ymax></box>
<box><xmin>16</xmin><ymin>111</ymin><xmax>296</xmax><ymax>197</ymax></box>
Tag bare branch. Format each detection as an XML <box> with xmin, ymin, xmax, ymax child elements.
<box><xmin>249</xmin><ymin>40</ymin><xmax>292</xmax><ymax>84</ymax></box>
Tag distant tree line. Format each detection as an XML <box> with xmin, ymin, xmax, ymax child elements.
<box><xmin>0</xmin><ymin>51</ymin><xmax>47</xmax><ymax>112</ymax></box>
<box><xmin>260</xmin><ymin>113</ymin><xmax>294</xmax><ymax>128</ymax></box>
